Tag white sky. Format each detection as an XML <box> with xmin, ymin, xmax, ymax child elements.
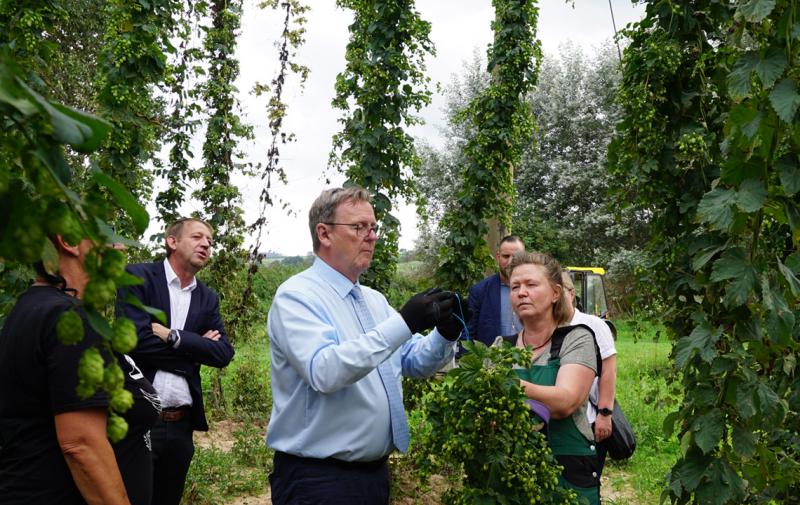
<box><xmin>172</xmin><ymin>0</ymin><xmax>644</xmax><ymax>257</ymax></box>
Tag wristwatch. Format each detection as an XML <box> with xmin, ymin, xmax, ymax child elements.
<box><xmin>597</xmin><ymin>407</ymin><xmax>613</xmax><ymax>417</ymax></box>
<box><xmin>166</xmin><ymin>329</ymin><xmax>179</xmax><ymax>346</ymax></box>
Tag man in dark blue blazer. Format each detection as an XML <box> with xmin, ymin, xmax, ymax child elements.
<box><xmin>118</xmin><ymin>218</ymin><xmax>234</xmax><ymax>505</ymax></box>
<box><xmin>464</xmin><ymin>235</ymin><xmax>525</xmax><ymax>347</ymax></box>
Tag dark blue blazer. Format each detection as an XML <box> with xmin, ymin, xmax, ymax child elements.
<box><xmin>117</xmin><ymin>261</ymin><xmax>234</xmax><ymax>431</ymax></box>
<box><xmin>465</xmin><ymin>273</ymin><xmax>503</xmax><ymax>347</ymax></box>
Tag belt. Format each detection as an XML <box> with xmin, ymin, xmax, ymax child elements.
<box><xmin>274</xmin><ymin>450</ymin><xmax>389</xmax><ymax>472</ymax></box>
<box><xmin>159</xmin><ymin>406</ymin><xmax>190</xmax><ymax>422</ymax></box>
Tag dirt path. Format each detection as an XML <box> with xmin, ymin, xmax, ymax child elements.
<box><xmin>200</xmin><ymin>420</ymin><xmax>641</xmax><ymax>504</ymax></box>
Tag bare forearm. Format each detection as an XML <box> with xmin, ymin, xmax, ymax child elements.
<box><xmin>598</xmin><ymin>355</ymin><xmax>617</xmax><ymax>409</ymax></box>
<box><xmin>520</xmin><ymin>380</ymin><xmax>585</xmax><ymax>419</ymax></box>
<box><xmin>56</xmin><ymin>411</ymin><xmax>131</xmax><ymax>505</ymax></box>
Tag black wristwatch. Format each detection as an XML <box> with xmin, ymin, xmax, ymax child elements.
<box><xmin>166</xmin><ymin>329</ymin><xmax>179</xmax><ymax>346</ymax></box>
<box><xmin>597</xmin><ymin>407</ymin><xmax>613</xmax><ymax>417</ymax></box>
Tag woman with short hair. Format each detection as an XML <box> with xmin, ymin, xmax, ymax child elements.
<box><xmin>501</xmin><ymin>250</ymin><xmax>600</xmax><ymax>504</ymax></box>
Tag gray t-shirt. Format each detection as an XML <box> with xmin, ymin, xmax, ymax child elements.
<box><xmin>529</xmin><ymin>326</ymin><xmax>598</xmax><ymax>441</ymax></box>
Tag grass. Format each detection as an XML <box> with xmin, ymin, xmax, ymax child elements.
<box><xmin>603</xmin><ymin>319</ymin><xmax>680</xmax><ymax>504</ymax></box>
<box><xmin>184</xmin><ymin>334</ymin><xmax>272</xmax><ymax>505</ymax></box>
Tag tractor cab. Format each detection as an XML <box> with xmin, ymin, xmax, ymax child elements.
<box><xmin>564</xmin><ymin>266</ymin><xmax>616</xmax><ymax>339</ymax></box>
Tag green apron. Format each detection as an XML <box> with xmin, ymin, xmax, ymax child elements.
<box><xmin>516</xmin><ymin>351</ymin><xmax>600</xmax><ymax>505</ymax></box>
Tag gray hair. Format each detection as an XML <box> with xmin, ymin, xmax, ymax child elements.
<box><xmin>309</xmin><ymin>186</ymin><xmax>372</xmax><ymax>253</ymax></box>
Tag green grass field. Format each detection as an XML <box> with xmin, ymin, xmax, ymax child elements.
<box><xmin>603</xmin><ymin>320</ymin><xmax>680</xmax><ymax>504</ymax></box>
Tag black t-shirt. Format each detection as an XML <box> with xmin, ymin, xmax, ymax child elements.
<box><xmin>0</xmin><ymin>286</ymin><xmax>159</xmax><ymax>505</ymax></box>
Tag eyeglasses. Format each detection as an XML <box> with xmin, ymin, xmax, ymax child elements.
<box><xmin>323</xmin><ymin>222</ymin><xmax>380</xmax><ymax>237</ymax></box>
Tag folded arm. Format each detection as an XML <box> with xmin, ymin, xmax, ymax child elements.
<box><xmin>119</xmin><ymin>282</ymin><xmax>233</xmax><ymax>370</ymax></box>
<box><xmin>520</xmin><ymin>363</ymin><xmax>595</xmax><ymax>419</ymax></box>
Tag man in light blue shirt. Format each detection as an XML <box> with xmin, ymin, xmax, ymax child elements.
<box><xmin>267</xmin><ymin>186</ymin><xmax>462</xmax><ymax>504</ymax></box>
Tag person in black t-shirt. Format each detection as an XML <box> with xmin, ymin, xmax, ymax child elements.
<box><xmin>0</xmin><ymin>235</ymin><xmax>159</xmax><ymax>505</ymax></box>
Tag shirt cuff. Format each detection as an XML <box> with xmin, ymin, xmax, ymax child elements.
<box><xmin>431</xmin><ymin>327</ymin><xmax>458</xmax><ymax>347</ymax></box>
<box><xmin>172</xmin><ymin>329</ymin><xmax>182</xmax><ymax>349</ymax></box>
<box><xmin>376</xmin><ymin>313</ymin><xmax>412</xmax><ymax>349</ymax></box>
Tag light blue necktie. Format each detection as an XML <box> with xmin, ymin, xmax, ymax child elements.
<box><xmin>350</xmin><ymin>285</ymin><xmax>410</xmax><ymax>453</ymax></box>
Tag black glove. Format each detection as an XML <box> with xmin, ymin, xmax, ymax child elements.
<box><xmin>436</xmin><ymin>293</ymin><xmax>472</xmax><ymax>341</ymax></box>
<box><xmin>400</xmin><ymin>288</ymin><xmax>454</xmax><ymax>334</ymax></box>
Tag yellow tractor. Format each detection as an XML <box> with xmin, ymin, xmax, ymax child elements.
<box><xmin>564</xmin><ymin>266</ymin><xmax>616</xmax><ymax>339</ymax></box>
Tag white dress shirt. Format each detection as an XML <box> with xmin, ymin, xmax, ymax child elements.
<box><xmin>152</xmin><ymin>259</ymin><xmax>196</xmax><ymax>408</ymax></box>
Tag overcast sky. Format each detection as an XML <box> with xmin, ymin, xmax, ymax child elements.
<box><xmin>174</xmin><ymin>0</ymin><xmax>645</xmax><ymax>257</ymax></box>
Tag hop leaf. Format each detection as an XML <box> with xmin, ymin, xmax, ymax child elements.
<box><xmin>110</xmin><ymin>389</ymin><xmax>133</xmax><ymax>413</ymax></box>
<box><xmin>107</xmin><ymin>413</ymin><xmax>129</xmax><ymax>443</ymax></box>
<box><xmin>103</xmin><ymin>362</ymin><xmax>124</xmax><ymax>390</ymax></box>
<box><xmin>112</xmin><ymin>318</ymin><xmax>137</xmax><ymax>354</ymax></box>
<box><xmin>56</xmin><ymin>310</ymin><xmax>84</xmax><ymax>345</ymax></box>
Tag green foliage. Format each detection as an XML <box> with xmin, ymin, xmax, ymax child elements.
<box><xmin>183</xmin><ymin>442</ymin><xmax>269</xmax><ymax>505</ymax></box>
<box><xmin>230</xmin><ymin>359</ymin><xmax>271</xmax><ymax>421</ymax></box>
<box><xmin>331</xmin><ymin>0</ymin><xmax>434</xmax><ymax>293</ymax></box>
<box><xmin>156</xmin><ymin>0</ymin><xmax>205</xmax><ymax>229</ymax></box>
<box><xmin>416</xmin><ymin>341</ymin><xmax>576</xmax><ymax>504</ymax></box>
<box><xmin>609</xmin><ymin>1</ymin><xmax>800</xmax><ymax>502</ymax></box>
<box><xmin>194</xmin><ymin>0</ymin><xmax>259</xmax><ymax>356</ymax></box>
<box><xmin>435</xmin><ymin>0</ymin><xmax>541</xmax><ymax>294</ymax></box>
<box><xmin>0</xmin><ymin>42</ymin><xmax>149</xmax><ymax>440</ymax></box>
<box><xmin>94</xmin><ymin>0</ymin><xmax>177</xmax><ymax>235</ymax></box>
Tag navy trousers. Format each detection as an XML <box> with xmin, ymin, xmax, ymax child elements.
<box><xmin>269</xmin><ymin>451</ymin><xmax>390</xmax><ymax>505</ymax></box>
<box><xmin>150</xmin><ymin>416</ymin><xmax>194</xmax><ymax>505</ymax></box>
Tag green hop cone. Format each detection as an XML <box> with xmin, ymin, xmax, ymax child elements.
<box><xmin>101</xmin><ymin>248</ymin><xmax>126</xmax><ymax>279</ymax></box>
<box><xmin>110</xmin><ymin>388</ymin><xmax>133</xmax><ymax>413</ymax></box>
<box><xmin>77</xmin><ymin>347</ymin><xmax>104</xmax><ymax>387</ymax></box>
<box><xmin>107</xmin><ymin>413</ymin><xmax>129</xmax><ymax>443</ymax></box>
<box><xmin>82</xmin><ymin>278</ymin><xmax>116</xmax><ymax>309</ymax></box>
<box><xmin>45</xmin><ymin>203</ymin><xmax>83</xmax><ymax>246</ymax></box>
<box><xmin>111</xmin><ymin>318</ymin><xmax>137</xmax><ymax>353</ymax></box>
<box><xmin>56</xmin><ymin>310</ymin><xmax>84</xmax><ymax>345</ymax></box>
<box><xmin>75</xmin><ymin>381</ymin><xmax>96</xmax><ymax>399</ymax></box>
<box><xmin>103</xmin><ymin>362</ymin><xmax>125</xmax><ymax>390</ymax></box>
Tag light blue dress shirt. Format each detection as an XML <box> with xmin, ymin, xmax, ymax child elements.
<box><xmin>267</xmin><ymin>257</ymin><xmax>456</xmax><ymax>462</ymax></box>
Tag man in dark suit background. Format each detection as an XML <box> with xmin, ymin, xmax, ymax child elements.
<box><xmin>118</xmin><ymin>218</ymin><xmax>234</xmax><ymax>505</ymax></box>
<box><xmin>464</xmin><ymin>235</ymin><xmax>526</xmax><ymax>346</ymax></box>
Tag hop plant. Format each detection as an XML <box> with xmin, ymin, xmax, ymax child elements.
<box><xmin>56</xmin><ymin>310</ymin><xmax>84</xmax><ymax>345</ymax></box>
<box><xmin>112</xmin><ymin>318</ymin><xmax>137</xmax><ymax>354</ymax></box>
<box><xmin>416</xmin><ymin>341</ymin><xmax>577</xmax><ymax>504</ymax></box>
<box><xmin>103</xmin><ymin>362</ymin><xmax>125</xmax><ymax>390</ymax></box>
<box><xmin>45</xmin><ymin>203</ymin><xmax>83</xmax><ymax>247</ymax></box>
<box><xmin>110</xmin><ymin>389</ymin><xmax>133</xmax><ymax>413</ymax></box>
<box><xmin>107</xmin><ymin>413</ymin><xmax>129</xmax><ymax>443</ymax></box>
<box><xmin>77</xmin><ymin>347</ymin><xmax>104</xmax><ymax>389</ymax></box>
<box><xmin>82</xmin><ymin>278</ymin><xmax>116</xmax><ymax>309</ymax></box>
<box><xmin>101</xmin><ymin>248</ymin><xmax>126</xmax><ymax>279</ymax></box>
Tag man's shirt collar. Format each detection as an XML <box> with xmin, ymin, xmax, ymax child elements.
<box><xmin>163</xmin><ymin>258</ymin><xmax>197</xmax><ymax>292</ymax></box>
<box><xmin>312</xmin><ymin>256</ymin><xmax>358</xmax><ymax>299</ymax></box>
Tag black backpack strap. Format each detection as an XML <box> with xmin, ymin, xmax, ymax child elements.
<box><xmin>549</xmin><ymin>324</ymin><xmax>602</xmax><ymax>377</ymax></box>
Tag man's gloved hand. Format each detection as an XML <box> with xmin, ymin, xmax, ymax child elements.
<box><xmin>435</xmin><ymin>294</ymin><xmax>472</xmax><ymax>341</ymax></box>
<box><xmin>400</xmin><ymin>288</ymin><xmax>454</xmax><ymax>334</ymax></box>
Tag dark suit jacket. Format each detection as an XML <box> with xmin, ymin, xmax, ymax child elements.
<box><xmin>465</xmin><ymin>273</ymin><xmax>503</xmax><ymax>347</ymax></box>
<box><xmin>117</xmin><ymin>261</ymin><xmax>234</xmax><ymax>431</ymax></box>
